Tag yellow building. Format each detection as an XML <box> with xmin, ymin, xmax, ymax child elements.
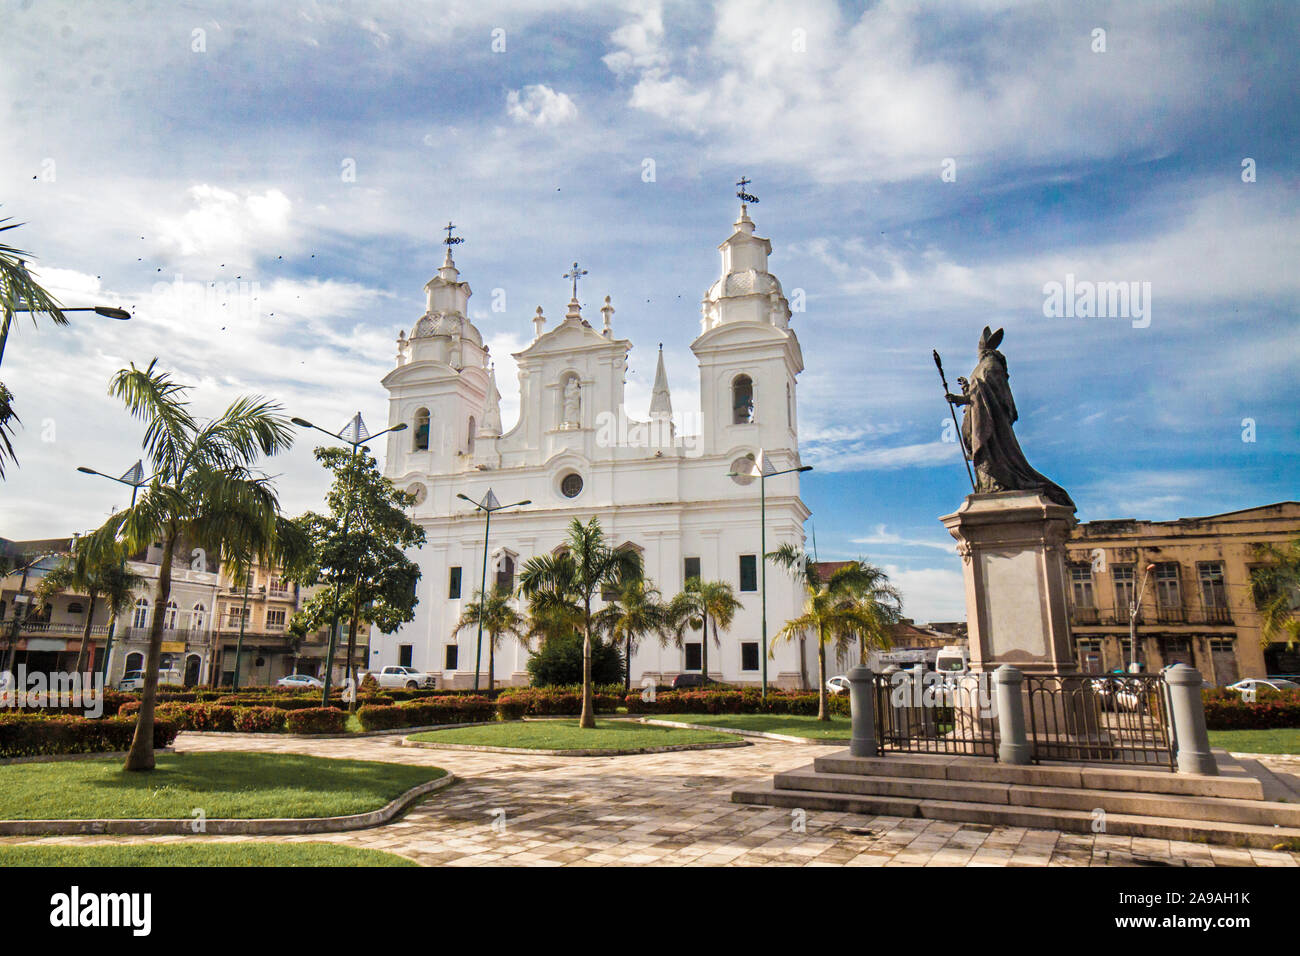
<box><xmin>1066</xmin><ymin>501</ymin><xmax>1300</xmax><ymax>683</ymax></box>
<box><xmin>213</xmin><ymin>562</ymin><xmax>334</xmax><ymax>686</ymax></box>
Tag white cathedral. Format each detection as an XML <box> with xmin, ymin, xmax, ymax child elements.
<box><xmin>370</xmin><ymin>199</ymin><xmax>817</xmax><ymax>688</ymax></box>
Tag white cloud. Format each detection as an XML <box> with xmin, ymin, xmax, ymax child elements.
<box><xmin>852</xmin><ymin>524</ymin><xmax>955</xmax><ymax>553</ymax></box>
<box><xmin>506</xmin><ymin>85</ymin><xmax>578</xmax><ymax>126</ymax></box>
<box><xmin>803</xmin><ymin>440</ymin><xmax>956</xmax><ymax>473</ymax></box>
<box><xmin>155</xmin><ymin>185</ymin><xmax>294</xmax><ymax>262</ymax></box>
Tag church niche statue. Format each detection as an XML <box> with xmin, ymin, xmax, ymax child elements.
<box><xmin>562</xmin><ymin>377</ymin><xmax>581</xmax><ymax>428</ymax></box>
<box><xmin>945</xmin><ymin>326</ymin><xmax>1075</xmax><ymax>510</ymax></box>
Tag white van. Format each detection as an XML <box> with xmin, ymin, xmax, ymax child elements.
<box><xmin>934</xmin><ymin>645</ymin><xmax>969</xmax><ymax>677</ymax></box>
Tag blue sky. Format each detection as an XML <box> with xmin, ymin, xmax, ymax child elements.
<box><xmin>1</xmin><ymin>0</ymin><xmax>1297</xmax><ymax>622</ymax></box>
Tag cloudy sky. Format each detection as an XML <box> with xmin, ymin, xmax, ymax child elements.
<box><xmin>1</xmin><ymin>0</ymin><xmax>1297</xmax><ymax>623</ymax></box>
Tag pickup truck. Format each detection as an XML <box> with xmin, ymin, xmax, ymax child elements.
<box><xmin>363</xmin><ymin>665</ymin><xmax>437</xmax><ymax>690</ymax></box>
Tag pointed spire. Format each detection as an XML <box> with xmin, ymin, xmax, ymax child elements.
<box><xmin>481</xmin><ymin>364</ymin><xmax>503</xmax><ymax>436</ymax></box>
<box><xmin>649</xmin><ymin>343</ymin><xmax>673</xmax><ymax>420</ymax></box>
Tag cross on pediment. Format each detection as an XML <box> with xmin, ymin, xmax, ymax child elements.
<box><xmin>443</xmin><ymin>221</ymin><xmax>464</xmax><ymax>248</ymax></box>
<box><xmin>563</xmin><ymin>261</ymin><xmax>588</xmax><ymax>299</ymax></box>
<box><xmin>736</xmin><ymin>176</ymin><xmax>759</xmax><ymax>205</ymax></box>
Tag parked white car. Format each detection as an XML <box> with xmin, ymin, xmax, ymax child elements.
<box><xmin>1227</xmin><ymin>678</ymin><xmax>1300</xmax><ymax>696</ymax></box>
<box><xmin>826</xmin><ymin>675</ymin><xmax>849</xmax><ymax>695</ymax></box>
<box><xmin>276</xmin><ymin>674</ymin><xmax>324</xmax><ymax>690</ymax></box>
<box><xmin>363</xmin><ymin>665</ymin><xmax>437</xmax><ymax>690</ymax></box>
<box><xmin>117</xmin><ymin>670</ymin><xmax>146</xmax><ymax>692</ymax></box>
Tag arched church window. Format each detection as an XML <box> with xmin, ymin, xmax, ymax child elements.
<box><xmin>495</xmin><ymin>554</ymin><xmax>515</xmax><ymax>592</ymax></box>
<box><xmin>467</xmin><ymin>417</ymin><xmax>476</xmax><ymax>453</ymax></box>
<box><xmin>733</xmin><ymin>375</ymin><xmax>755</xmax><ymax>424</ymax></box>
<box><xmin>413</xmin><ymin>408</ymin><xmax>430</xmax><ymax>451</ymax></box>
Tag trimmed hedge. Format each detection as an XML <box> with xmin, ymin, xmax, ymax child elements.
<box><xmin>285</xmin><ymin>708</ymin><xmax>348</xmax><ymax>734</ymax></box>
<box><xmin>356</xmin><ymin>697</ymin><xmax>497</xmax><ymax>731</ymax></box>
<box><xmin>1203</xmin><ymin>695</ymin><xmax>1300</xmax><ymax>730</ymax></box>
<box><xmin>625</xmin><ymin>688</ymin><xmax>850</xmax><ymax>717</ymax></box>
<box><xmin>0</xmin><ymin>713</ymin><xmax>178</xmax><ymax>758</ymax></box>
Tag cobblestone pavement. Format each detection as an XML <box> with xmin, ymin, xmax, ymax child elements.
<box><xmin>4</xmin><ymin>732</ymin><xmax>1298</xmax><ymax>867</ymax></box>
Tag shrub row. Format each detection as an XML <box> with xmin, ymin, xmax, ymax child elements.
<box><xmin>625</xmin><ymin>689</ymin><xmax>850</xmax><ymax>717</ymax></box>
<box><xmin>0</xmin><ymin>713</ymin><xmax>178</xmax><ymax>758</ymax></box>
<box><xmin>1203</xmin><ymin>696</ymin><xmax>1300</xmax><ymax>730</ymax></box>
<box><xmin>356</xmin><ymin>697</ymin><xmax>497</xmax><ymax>731</ymax></box>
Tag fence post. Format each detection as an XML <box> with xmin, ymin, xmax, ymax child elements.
<box><xmin>1166</xmin><ymin>663</ymin><xmax>1218</xmax><ymax>776</ymax></box>
<box><xmin>846</xmin><ymin>666</ymin><xmax>877</xmax><ymax>757</ymax></box>
<box><xmin>993</xmin><ymin>665</ymin><xmax>1031</xmax><ymax>765</ymax></box>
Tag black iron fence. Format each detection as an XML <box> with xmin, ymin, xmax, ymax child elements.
<box><xmin>1024</xmin><ymin>674</ymin><xmax>1174</xmax><ymax>769</ymax></box>
<box><xmin>870</xmin><ymin>669</ymin><xmax>1175</xmax><ymax>768</ymax></box>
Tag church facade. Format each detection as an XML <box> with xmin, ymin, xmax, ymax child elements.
<box><xmin>371</xmin><ymin>202</ymin><xmax>815</xmax><ymax>689</ymax></box>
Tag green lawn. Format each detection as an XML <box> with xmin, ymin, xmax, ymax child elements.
<box><xmin>0</xmin><ymin>752</ymin><xmax>445</xmax><ymax>820</ymax></box>
<box><xmin>1208</xmin><ymin>728</ymin><xmax>1300</xmax><ymax>755</ymax></box>
<box><xmin>409</xmin><ymin>719</ymin><xmax>738</xmax><ymax>751</ymax></box>
<box><xmin>652</xmin><ymin>713</ymin><xmax>852</xmax><ymax>740</ymax></box>
<box><xmin>0</xmin><ymin>842</ymin><xmax>418</xmax><ymax>867</ymax></box>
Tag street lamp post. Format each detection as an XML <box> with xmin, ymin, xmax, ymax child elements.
<box><xmin>76</xmin><ymin>460</ymin><xmax>149</xmax><ymax>683</ymax></box>
<box><xmin>455</xmin><ymin>490</ymin><xmax>531</xmax><ymax>693</ymax></box>
<box><xmin>728</xmin><ymin>452</ymin><xmax>812</xmax><ymax>700</ymax></box>
<box><xmin>2</xmin><ymin>305</ymin><xmax>130</xmax><ymax>367</ymax></box>
<box><xmin>293</xmin><ymin>413</ymin><xmax>407</xmax><ymax>705</ymax></box>
<box><xmin>1128</xmin><ymin>562</ymin><xmax>1157</xmax><ymax>673</ymax></box>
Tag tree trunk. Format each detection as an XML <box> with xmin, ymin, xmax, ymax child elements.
<box><xmin>124</xmin><ymin>533</ymin><xmax>176</xmax><ymax>771</ymax></box>
<box><xmin>625</xmin><ymin>634</ymin><xmax>632</xmax><ymax>692</ymax></box>
<box><xmin>344</xmin><ymin>590</ymin><xmax>362</xmax><ymax>712</ymax></box>
<box><xmin>817</xmin><ymin>627</ymin><xmax>828</xmax><ymax>721</ymax></box>
<box><xmin>75</xmin><ymin>590</ymin><xmax>98</xmax><ymax>673</ymax></box>
<box><xmin>579</xmin><ymin>597</ymin><xmax>595</xmax><ymax>728</ymax></box>
<box><xmin>487</xmin><ymin>633</ymin><xmax>495</xmax><ymax>695</ymax></box>
<box><xmin>701</xmin><ymin>613</ymin><xmax>710</xmax><ymax>685</ymax></box>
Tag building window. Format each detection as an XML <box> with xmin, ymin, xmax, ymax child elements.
<box><xmin>1069</xmin><ymin>565</ymin><xmax>1095</xmax><ymax>608</ymax></box>
<box><xmin>561</xmin><ymin>472</ymin><xmax>583</xmax><ymax>498</ymax></box>
<box><xmin>739</xmin><ymin>554</ymin><xmax>758</xmax><ymax>592</ymax></box>
<box><xmin>467</xmin><ymin>417</ymin><xmax>476</xmax><ymax>452</ymax></box>
<box><xmin>413</xmin><ymin>408</ymin><xmax>430</xmax><ymax>451</ymax></box>
<box><xmin>684</xmin><ymin>556</ymin><xmax>701</xmax><ymax>584</ymax></box>
<box><xmin>191</xmin><ymin>603</ymin><xmax>206</xmax><ymax>631</ymax></box>
<box><xmin>448</xmin><ymin>566</ymin><xmax>462</xmax><ymax>600</ymax></box>
<box><xmin>266</xmin><ymin>609</ymin><xmax>286</xmax><ymax>630</ymax></box>
<box><xmin>268</xmin><ymin>578</ymin><xmax>289</xmax><ymax>596</ymax></box>
<box><xmin>1159</xmin><ymin>635</ymin><xmax>1193</xmax><ymax>666</ymax></box>
<box><xmin>741</xmin><ymin>642</ymin><xmax>759</xmax><ymax>671</ymax></box>
<box><xmin>125</xmin><ymin>652</ymin><xmax>144</xmax><ymax>673</ymax></box>
<box><xmin>1198</xmin><ymin>562</ymin><xmax>1227</xmax><ymax>608</ymax></box>
<box><xmin>132</xmin><ymin>598</ymin><xmax>150</xmax><ymax>629</ymax></box>
<box><xmin>398</xmin><ymin>644</ymin><xmax>413</xmax><ymax>668</ymax></box>
<box><xmin>1113</xmin><ymin>565</ymin><xmax>1136</xmax><ymax>617</ymax></box>
<box><xmin>684</xmin><ymin>643</ymin><xmax>702</xmax><ymax>671</ymax></box>
<box><xmin>495</xmin><ymin>554</ymin><xmax>515</xmax><ymax>592</ymax></box>
<box><xmin>1076</xmin><ymin>639</ymin><xmax>1102</xmax><ymax>673</ymax></box>
<box><xmin>67</xmin><ymin>601</ymin><xmax>85</xmax><ymax>614</ymax></box>
<box><xmin>732</xmin><ymin>374</ymin><xmax>754</xmax><ymax>424</ymax></box>
<box><xmin>444</xmin><ymin>644</ymin><xmax>459</xmax><ymax>670</ymax></box>
<box><xmin>1155</xmin><ymin>563</ymin><xmax>1182</xmax><ymax>607</ymax></box>
<box><xmin>226</xmin><ymin>606</ymin><xmax>249</xmax><ymax>628</ymax></box>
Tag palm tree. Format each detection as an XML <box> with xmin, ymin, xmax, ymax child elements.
<box><xmin>1251</xmin><ymin>539</ymin><xmax>1300</xmax><ymax>648</ymax></box>
<box><xmin>666</xmin><ymin>578</ymin><xmax>743</xmax><ymax>685</ymax></box>
<box><xmin>86</xmin><ymin>359</ymin><xmax>302</xmax><ymax>771</ymax></box>
<box><xmin>768</xmin><ymin>545</ymin><xmax>902</xmax><ymax>720</ymax></box>
<box><xmin>598</xmin><ymin>577</ymin><xmax>669</xmax><ymax>691</ymax></box>
<box><xmin>454</xmin><ymin>584</ymin><xmax>525</xmax><ymax>693</ymax></box>
<box><xmin>519</xmin><ymin>517</ymin><xmax>641</xmax><ymax>728</ymax></box>
<box><xmin>32</xmin><ymin>535</ymin><xmax>144</xmax><ymax>673</ymax></box>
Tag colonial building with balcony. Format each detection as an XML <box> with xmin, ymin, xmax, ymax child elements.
<box><xmin>1065</xmin><ymin>502</ymin><xmax>1300</xmax><ymax>684</ymax></box>
<box><xmin>212</xmin><ymin>562</ymin><xmax>332</xmax><ymax>686</ymax></box>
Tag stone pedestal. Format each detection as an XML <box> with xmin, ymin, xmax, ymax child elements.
<box><xmin>940</xmin><ymin>491</ymin><xmax>1078</xmax><ymax>675</ymax></box>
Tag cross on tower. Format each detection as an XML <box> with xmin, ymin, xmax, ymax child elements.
<box><xmin>443</xmin><ymin>221</ymin><xmax>464</xmax><ymax>248</ymax></box>
<box><xmin>563</xmin><ymin>261</ymin><xmax>588</xmax><ymax>299</ymax></box>
<box><xmin>736</xmin><ymin>176</ymin><xmax>760</xmax><ymax>205</ymax></box>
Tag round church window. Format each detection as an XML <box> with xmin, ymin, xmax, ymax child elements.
<box><xmin>730</xmin><ymin>455</ymin><xmax>757</xmax><ymax>485</ymax></box>
<box><xmin>561</xmin><ymin>473</ymin><xmax>584</xmax><ymax>498</ymax></box>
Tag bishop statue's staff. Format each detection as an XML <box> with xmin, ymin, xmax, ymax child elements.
<box><xmin>933</xmin><ymin>349</ymin><xmax>976</xmax><ymax>491</ymax></box>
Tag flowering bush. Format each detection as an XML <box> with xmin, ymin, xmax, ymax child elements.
<box><xmin>0</xmin><ymin>713</ymin><xmax>178</xmax><ymax>758</ymax></box>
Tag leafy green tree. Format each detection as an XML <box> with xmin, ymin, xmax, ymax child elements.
<box><xmin>519</xmin><ymin>517</ymin><xmax>641</xmax><ymax>728</ymax></box>
<box><xmin>290</xmin><ymin>447</ymin><xmax>425</xmax><ymax>704</ymax></box>
<box><xmin>32</xmin><ymin>536</ymin><xmax>144</xmax><ymax>673</ymax></box>
<box><xmin>1</xmin><ymin>215</ymin><xmax>67</xmax><ymax>478</ymax></box>
<box><xmin>666</xmin><ymin>578</ymin><xmax>743</xmax><ymax>685</ymax></box>
<box><xmin>597</xmin><ymin>577</ymin><xmax>670</xmax><ymax>691</ymax></box>
<box><xmin>1252</xmin><ymin>539</ymin><xmax>1300</xmax><ymax>648</ymax></box>
<box><xmin>524</xmin><ymin>630</ymin><xmax>624</xmax><ymax>687</ymax></box>
<box><xmin>86</xmin><ymin>359</ymin><xmax>303</xmax><ymax>771</ymax></box>
<box><xmin>767</xmin><ymin>545</ymin><xmax>901</xmax><ymax>720</ymax></box>
<box><xmin>454</xmin><ymin>584</ymin><xmax>525</xmax><ymax>693</ymax></box>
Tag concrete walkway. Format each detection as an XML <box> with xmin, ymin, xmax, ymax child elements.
<box><xmin>4</xmin><ymin>732</ymin><xmax>1297</xmax><ymax>867</ymax></box>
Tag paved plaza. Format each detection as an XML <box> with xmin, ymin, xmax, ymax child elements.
<box><xmin>4</xmin><ymin>733</ymin><xmax>1298</xmax><ymax>867</ymax></box>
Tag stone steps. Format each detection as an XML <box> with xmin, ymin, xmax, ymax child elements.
<box><xmin>730</xmin><ymin>749</ymin><xmax>1300</xmax><ymax>849</ymax></box>
<box><xmin>731</xmin><ymin>780</ymin><xmax>1300</xmax><ymax>849</ymax></box>
<box><xmin>773</xmin><ymin>766</ymin><xmax>1300</xmax><ymax>827</ymax></box>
